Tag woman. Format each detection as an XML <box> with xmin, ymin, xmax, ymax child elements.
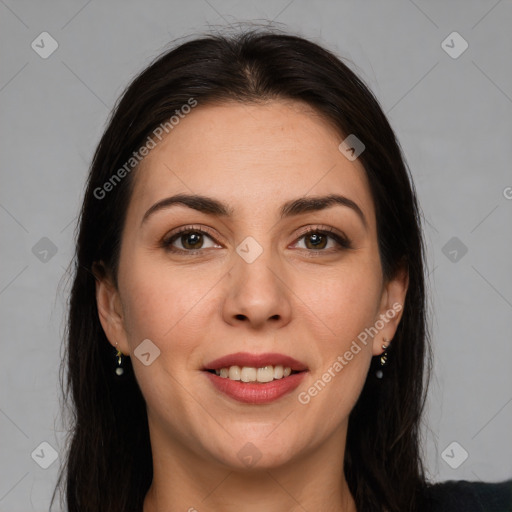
<box><xmin>52</xmin><ymin>29</ymin><xmax>512</xmax><ymax>511</ymax></box>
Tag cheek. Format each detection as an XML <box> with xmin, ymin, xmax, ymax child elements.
<box><xmin>117</xmin><ymin>257</ymin><xmax>212</xmax><ymax>411</ymax></box>
<box><xmin>296</xmin><ymin>255</ymin><xmax>383</xmax><ymax>342</ymax></box>
<box><xmin>292</xmin><ymin>254</ymin><xmax>382</xmax><ymax>410</ymax></box>
<box><xmin>118</xmin><ymin>252</ymin><xmax>223</xmax><ymax>353</ymax></box>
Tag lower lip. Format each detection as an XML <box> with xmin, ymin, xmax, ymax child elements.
<box><xmin>205</xmin><ymin>371</ymin><xmax>307</xmax><ymax>404</ymax></box>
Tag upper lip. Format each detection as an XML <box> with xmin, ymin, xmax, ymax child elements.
<box><xmin>204</xmin><ymin>352</ymin><xmax>308</xmax><ymax>372</ymax></box>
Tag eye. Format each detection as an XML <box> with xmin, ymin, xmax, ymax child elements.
<box><xmin>161</xmin><ymin>225</ymin><xmax>352</xmax><ymax>256</ymax></box>
<box><xmin>162</xmin><ymin>226</ymin><xmax>221</xmax><ymax>254</ymax></box>
<box><xmin>293</xmin><ymin>227</ymin><xmax>352</xmax><ymax>252</ymax></box>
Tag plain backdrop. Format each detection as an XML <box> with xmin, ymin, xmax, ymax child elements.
<box><xmin>1</xmin><ymin>1</ymin><xmax>511</xmax><ymax>510</ymax></box>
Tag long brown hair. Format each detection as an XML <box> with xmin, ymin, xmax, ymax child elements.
<box><xmin>53</xmin><ymin>28</ymin><xmax>432</xmax><ymax>511</ymax></box>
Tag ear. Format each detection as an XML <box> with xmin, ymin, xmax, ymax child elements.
<box><xmin>372</xmin><ymin>265</ymin><xmax>409</xmax><ymax>356</ymax></box>
<box><xmin>93</xmin><ymin>262</ymin><xmax>130</xmax><ymax>355</ymax></box>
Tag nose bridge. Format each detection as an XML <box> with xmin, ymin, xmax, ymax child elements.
<box><xmin>232</xmin><ymin>203</ymin><xmax>278</xmax><ymax>268</ymax></box>
<box><xmin>234</xmin><ymin>231</ymin><xmax>281</xmax><ymax>292</ymax></box>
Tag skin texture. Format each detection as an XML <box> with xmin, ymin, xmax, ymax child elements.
<box><xmin>96</xmin><ymin>100</ymin><xmax>408</xmax><ymax>512</ymax></box>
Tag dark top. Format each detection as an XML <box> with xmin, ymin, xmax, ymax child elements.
<box><xmin>423</xmin><ymin>480</ymin><xmax>512</xmax><ymax>511</ymax></box>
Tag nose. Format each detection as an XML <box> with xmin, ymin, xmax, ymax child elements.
<box><xmin>221</xmin><ymin>246</ymin><xmax>293</xmax><ymax>330</ymax></box>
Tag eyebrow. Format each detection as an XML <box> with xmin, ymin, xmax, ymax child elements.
<box><xmin>141</xmin><ymin>193</ymin><xmax>367</xmax><ymax>229</ymax></box>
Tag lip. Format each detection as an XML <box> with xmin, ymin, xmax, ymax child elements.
<box><xmin>205</xmin><ymin>371</ymin><xmax>307</xmax><ymax>404</ymax></box>
<box><xmin>203</xmin><ymin>352</ymin><xmax>308</xmax><ymax>404</ymax></box>
<box><xmin>204</xmin><ymin>352</ymin><xmax>308</xmax><ymax>372</ymax></box>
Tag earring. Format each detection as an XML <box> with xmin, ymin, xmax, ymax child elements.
<box><xmin>115</xmin><ymin>342</ymin><xmax>124</xmax><ymax>376</ymax></box>
<box><xmin>376</xmin><ymin>338</ymin><xmax>390</xmax><ymax>379</ymax></box>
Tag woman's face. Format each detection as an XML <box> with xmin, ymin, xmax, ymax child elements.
<box><xmin>97</xmin><ymin>100</ymin><xmax>407</xmax><ymax>470</ymax></box>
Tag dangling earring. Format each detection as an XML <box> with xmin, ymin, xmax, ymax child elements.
<box><xmin>376</xmin><ymin>338</ymin><xmax>390</xmax><ymax>379</ymax></box>
<box><xmin>115</xmin><ymin>342</ymin><xmax>124</xmax><ymax>376</ymax></box>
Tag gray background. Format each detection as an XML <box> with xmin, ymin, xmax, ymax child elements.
<box><xmin>1</xmin><ymin>0</ymin><xmax>511</xmax><ymax>510</ymax></box>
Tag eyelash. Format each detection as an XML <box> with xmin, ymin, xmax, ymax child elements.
<box><xmin>161</xmin><ymin>225</ymin><xmax>352</xmax><ymax>256</ymax></box>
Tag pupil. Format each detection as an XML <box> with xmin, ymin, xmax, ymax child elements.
<box><xmin>184</xmin><ymin>232</ymin><xmax>202</xmax><ymax>249</ymax></box>
<box><xmin>308</xmin><ymin>233</ymin><xmax>326</xmax><ymax>249</ymax></box>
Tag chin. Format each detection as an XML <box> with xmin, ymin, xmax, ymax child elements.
<box><xmin>203</xmin><ymin>430</ymin><xmax>306</xmax><ymax>472</ymax></box>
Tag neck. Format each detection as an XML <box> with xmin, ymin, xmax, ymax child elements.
<box><xmin>143</xmin><ymin>423</ymin><xmax>357</xmax><ymax>512</ymax></box>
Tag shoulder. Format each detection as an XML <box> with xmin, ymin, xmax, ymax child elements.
<box><xmin>422</xmin><ymin>479</ymin><xmax>512</xmax><ymax>512</ymax></box>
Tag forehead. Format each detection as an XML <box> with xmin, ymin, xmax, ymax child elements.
<box><xmin>128</xmin><ymin>100</ymin><xmax>375</xmax><ymax>226</ymax></box>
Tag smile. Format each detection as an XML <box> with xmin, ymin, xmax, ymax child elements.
<box><xmin>203</xmin><ymin>352</ymin><xmax>308</xmax><ymax>404</ymax></box>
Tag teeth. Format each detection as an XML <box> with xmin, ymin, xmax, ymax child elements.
<box><xmin>214</xmin><ymin>365</ymin><xmax>294</xmax><ymax>382</ymax></box>
<box><xmin>257</xmin><ymin>366</ymin><xmax>274</xmax><ymax>383</ymax></box>
<box><xmin>273</xmin><ymin>365</ymin><xmax>284</xmax><ymax>379</ymax></box>
<box><xmin>241</xmin><ymin>367</ymin><xmax>257</xmax><ymax>382</ymax></box>
<box><xmin>228</xmin><ymin>366</ymin><xmax>241</xmax><ymax>380</ymax></box>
